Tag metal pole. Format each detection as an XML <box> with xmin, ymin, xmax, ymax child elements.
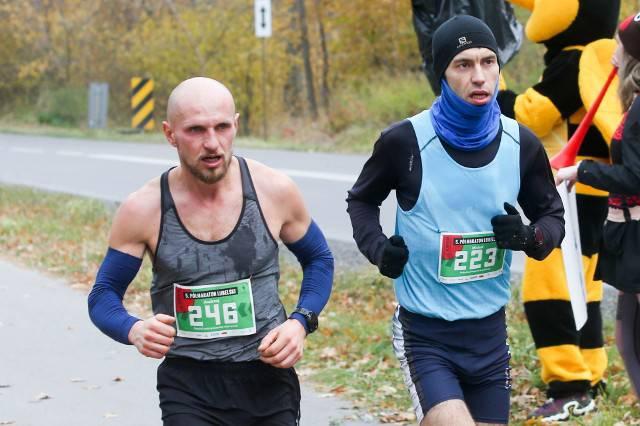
<box><xmin>261</xmin><ymin>37</ymin><xmax>268</xmax><ymax>141</ymax></box>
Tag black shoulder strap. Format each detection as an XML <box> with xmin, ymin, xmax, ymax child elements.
<box><xmin>236</xmin><ymin>156</ymin><xmax>257</xmax><ymax>201</ymax></box>
<box><xmin>160</xmin><ymin>167</ymin><xmax>177</xmax><ymax>213</ymax></box>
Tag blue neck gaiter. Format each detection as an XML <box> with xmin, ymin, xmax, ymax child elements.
<box><xmin>430</xmin><ymin>79</ymin><xmax>501</xmax><ymax>151</ymax></box>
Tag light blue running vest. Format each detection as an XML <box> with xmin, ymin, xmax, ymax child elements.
<box><xmin>394</xmin><ymin>110</ymin><xmax>521</xmax><ymax>321</ymax></box>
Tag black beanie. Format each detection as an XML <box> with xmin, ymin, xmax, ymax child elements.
<box><xmin>432</xmin><ymin>15</ymin><xmax>500</xmax><ymax>82</ymax></box>
<box><xmin>619</xmin><ymin>13</ymin><xmax>640</xmax><ymax>62</ymax></box>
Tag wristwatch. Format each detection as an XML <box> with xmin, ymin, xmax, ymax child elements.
<box><xmin>290</xmin><ymin>307</ymin><xmax>318</xmax><ymax>334</ymax></box>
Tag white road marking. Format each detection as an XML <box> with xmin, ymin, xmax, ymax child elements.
<box><xmin>56</xmin><ymin>150</ymin><xmax>85</xmax><ymax>157</ymax></box>
<box><xmin>88</xmin><ymin>153</ymin><xmax>177</xmax><ymax>166</ymax></box>
<box><xmin>10</xmin><ymin>147</ymin><xmax>44</xmax><ymax>154</ymax></box>
<box><xmin>85</xmin><ymin>153</ymin><xmax>357</xmax><ymax>183</ymax></box>
<box><xmin>279</xmin><ymin>168</ymin><xmax>357</xmax><ymax>183</ymax></box>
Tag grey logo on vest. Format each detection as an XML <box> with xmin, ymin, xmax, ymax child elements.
<box><xmin>457</xmin><ymin>36</ymin><xmax>472</xmax><ymax>49</ymax></box>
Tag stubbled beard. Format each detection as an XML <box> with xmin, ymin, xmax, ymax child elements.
<box><xmin>182</xmin><ymin>155</ymin><xmax>229</xmax><ymax>184</ymax></box>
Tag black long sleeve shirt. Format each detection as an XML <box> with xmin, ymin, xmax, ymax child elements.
<box><xmin>579</xmin><ymin>96</ymin><xmax>640</xmax><ymax>204</ymax></box>
<box><xmin>346</xmin><ymin>119</ymin><xmax>565</xmax><ymax>266</ymax></box>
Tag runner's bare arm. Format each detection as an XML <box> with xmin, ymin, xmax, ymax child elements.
<box><xmin>108</xmin><ymin>180</ymin><xmax>161</xmax><ymax>258</ymax></box>
<box><xmin>256</xmin><ymin>167</ymin><xmax>333</xmax><ymax>368</ymax></box>
<box><xmin>89</xmin><ymin>179</ymin><xmax>176</xmax><ymax>357</ymax></box>
<box><xmin>113</xmin><ymin>182</ymin><xmax>178</xmax><ymax>356</ymax></box>
<box><xmin>257</xmin><ymin>171</ymin><xmax>310</xmax><ymax>367</ymax></box>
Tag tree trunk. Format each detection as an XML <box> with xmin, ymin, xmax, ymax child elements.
<box><xmin>313</xmin><ymin>0</ymin><xmax>329</xmax><ymax>112</ymax></box>
<box><xmin>241</xmin><ymin>52</ymin><xmax>254</xmax><ymax>135</ymax></box>
<box><xmin>296</xmin><ymin>0</ymin><xmax>318</xmax><ymax>119</ymax></box>
<box><xmin>283</xmin><ymin>1</ymin><xmax>304</xmax><ymax>117</ymax></box>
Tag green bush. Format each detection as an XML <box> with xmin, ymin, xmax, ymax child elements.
<box><xmin>330</xmin><ymin>72</ymin><xmax>433</xmax><ymax>132</ymax></box>
<box><xmin>36</xmin><ymin>87</ymin><xmax>87</xmax><ymax>127</ymax></box>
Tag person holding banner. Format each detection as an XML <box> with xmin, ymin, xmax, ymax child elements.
<box><xmin>347</xmin><ymin>15</ymin><xmax>564</xmax><ymax>425</ymax></box>
<box><xmin>87</xmin><ymin>77</ymin><xmax>334</xmax><ymax>425</ymax></box>
<box><xmin>556</xmin><ymin>13</ymin><xmax>640</xmax><ymax>399</ymax></box>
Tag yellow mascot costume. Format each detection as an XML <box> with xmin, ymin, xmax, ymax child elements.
<box><xmin>497</xmin><ymin>0</ymin><xmax>622</xmax><ymax>421</ymax></box>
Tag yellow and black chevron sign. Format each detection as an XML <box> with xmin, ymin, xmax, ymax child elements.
<box><xmin>131</xmin><ymin>77</ymin><xmax>154</xmax><ymax>131</ymax></box>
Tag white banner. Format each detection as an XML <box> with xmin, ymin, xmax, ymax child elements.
<box><xmin>557</xmin><ymin>182</ymin><xmax>587</xmax><ymax>330</ymax></box>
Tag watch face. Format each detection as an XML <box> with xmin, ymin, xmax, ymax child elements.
<box><xmin>296</xmin><ymin>308</ymin><xmax>318</xmax><ymax>333</ymax></box>
<box><xmin>307</xmin><ymin>313</ymin><xmax>318</xmax><ymax>332</ymax></box>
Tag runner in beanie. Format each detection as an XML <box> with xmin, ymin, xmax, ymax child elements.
<box><xmin>347</xmin><ymin>15</ymin><xmax>564</xmax><ymax>425</ymax></box>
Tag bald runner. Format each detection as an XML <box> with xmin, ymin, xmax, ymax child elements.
<box><xmin>88</xmin><ymin>77</ymin><xmax>334</xmax><ymax>425</ymax></box>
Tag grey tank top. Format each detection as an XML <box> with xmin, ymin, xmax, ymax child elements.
<box><xmin>151</xmin><ymin>157</ymin><xmax>284</xmax><ymax>361</ymax></box>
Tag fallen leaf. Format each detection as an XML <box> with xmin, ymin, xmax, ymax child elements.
<box><xmin>330</xmin><ymin>385</ymin><xmax>347</xmax><ymax>394</ymax></box>
<box><xmin>377</xmin><ymin>385</ymin><xmax>398</xmax><ymax>395</ymax></box>
<box><xmin>112</xmin><ymin>376</ymin><xmax>124</xmax><ymax>382</ymax></box>
<box><xmin>620</xmin><ymin>393</ymin><xmax>637</xmax><ymax>406</ymax></box>
<box><xmin>319</xmin><ymin>346</ymin><xmax>338</xmax><ymax>360</ymax></box>
<box><xmin>31</xmin><ymin>392</ymin><xmax>51</xmax><ymax>402</ymax></box>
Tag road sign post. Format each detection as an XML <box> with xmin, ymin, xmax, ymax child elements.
<box><xmin>88</xmin><ymin>82</ymin><xmax>109</xmax><ymax>129</ymax></box>
<box><xmin>255</xmin><ymin>0</ymin><xmax>272</xmax><ymax>141</ymax></box>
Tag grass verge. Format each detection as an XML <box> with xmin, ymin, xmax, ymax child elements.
<box><xmin>1</xmin><ymin>184</ymin><xmax>639</xmax><ymax>425</ymax></box>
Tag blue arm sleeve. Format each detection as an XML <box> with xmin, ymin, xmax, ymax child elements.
<box><xmin>88</xmin><ymin>248</ymin><xmax>143</xmax><ymax>344</ymax></box>
<box><xmin>284</xmin><ymin>220</ymin><xmax>334</xmax><ymax>332</ymax></box>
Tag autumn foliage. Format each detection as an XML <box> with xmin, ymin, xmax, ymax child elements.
<box><xmin>0</xmin><ymin>0</ymin><xmax>419</xmax><ymax>135</ymax></box>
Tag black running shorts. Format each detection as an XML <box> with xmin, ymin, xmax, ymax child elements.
<box><xmin>157</xmin><ymin>357</ymin><xmax>301</xmax><ymax>426</ymax></box>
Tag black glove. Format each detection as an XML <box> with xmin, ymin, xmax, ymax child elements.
<box><xmin>378</xmin><ymin>235</ymin><xmax>409</xmax><ymax>279</ymax></box>
<box><xmin>491</xmin><ymin>202</ymin><xmax>536</xmax><ymax>251</ymax></box>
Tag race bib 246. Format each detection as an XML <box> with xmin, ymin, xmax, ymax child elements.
<box><xmin>174</xmin><ymin>279</ymin><xmax>257</xmax><ymax>339</ymax></box>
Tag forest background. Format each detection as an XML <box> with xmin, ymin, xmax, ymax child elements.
<box><xmin>1</xmin><ymin>0</ymin><xmax>638</xmax><ymax>152</ymax></box>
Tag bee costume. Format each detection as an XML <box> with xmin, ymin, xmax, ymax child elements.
<box><xmin>498</xmin><ymin>0</ymin><xmax>622</xmax><ymax>401</ymax></box>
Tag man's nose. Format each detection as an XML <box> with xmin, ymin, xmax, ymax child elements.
<box><xmin>203</xmin><ymin>129</ymin><xmax>220</xmax><ymax>150</ymax></box>
<box><xmin>471</xmin><ymin>64</ymin><xmax>486</xmax><ymax>84</ymax></box>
